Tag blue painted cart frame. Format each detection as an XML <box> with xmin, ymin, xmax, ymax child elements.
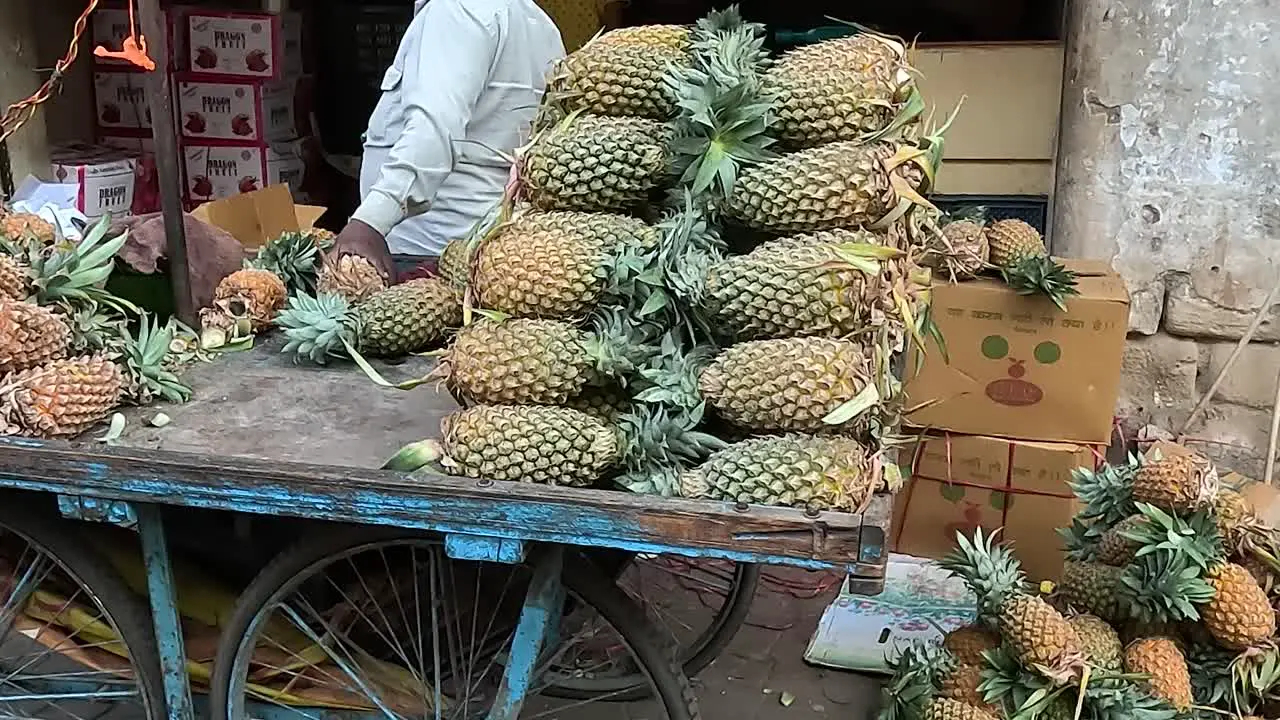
<box><xmin>0</xmin><ymin>436</ymin><xmax>890</xmax><ymax>719</ymax></box>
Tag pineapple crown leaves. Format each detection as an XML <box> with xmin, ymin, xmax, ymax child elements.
<box><xmin>1118</xmin><ymin>550</ymin><xmax>1216</xmax><ymax>624</ymax></box>
<box><xmin>1229</xmin><ymin>648</ymin><xmax>1280</xmax><ymax>714</ymax></box>
<box><xmin>1183</xmin><ymin>641</ymin><xmax>1242</xmax><ymax>710</ymax></box>
<box><xmin>275</xmin><ymin>291</ymin><xmax>361</xmax><ymax>365</ymax></box>
<box><xmin>876</xmin><ymin>640</ymin><xmax>948</xmax><ymax>720</ymax></box>
<box><xmin>614</xmin><ymin>404</ymin><xmax>727</xmax><ymax>489</ymax></box>
<box><xmin>1070</xmin><ymin>455</ymin><xmax>1142</xmax><ymax>527</ymax></box>
<box><xmin>584</xmin><ymin>307</ymin><xmax>660</xmax><ymax>383</ymax></box>
<box><xmin>937</xmin><ymin>529</ymin><xmax>1027</xmax><ymax>626</ymax></box>
<box><xmin>1122</xmin><ymin>503</ymin><xmax>1226</xmax><ymax>571</ymax></box>
<box><xmin>21</xmin><ymin>215</ymin><xmax>138</xmax><ymax>315</ymax></box>
<box><xmin>977</xmin><ymin>646</ymin><xmax>1068</xmax><ymax>720</ymax></box>
<box><xmin>1000</xmin><ymin>256</ymin><xmax>1081</xmax><ymax>313</ymax></box>
<box><xmin>120</xmin><ymin>312</ymin><xmax>193</xmax><ymax>405</ymax></box>
<box><xmin>57</xmin><ymin>298</ymin><xmax>129</xmax><ymax>355</ymax></box>
<box><xmin>632</xmin><ymin>333</ymin><xmax>716</xmax><ymax>415</ymax></box>
<box><xmin>1059</xmin><ymin>518</ymin><xmax>1104</xmax><ymax>562</ymax></box>
<box><xmin>1081</xmin><ymin>681</ymin><xmax>1179</xmax><ymax>720</ymax></box>
<box><xmin>246</xmin><ymin>231</ymin><xmax>321</xmax><ymax>294</ymax></box>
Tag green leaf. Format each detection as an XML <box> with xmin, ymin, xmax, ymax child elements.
<box><xmin>822</xmin><ymin>383</ymin><xmax>881</xmax><ymax>425</ymax></box>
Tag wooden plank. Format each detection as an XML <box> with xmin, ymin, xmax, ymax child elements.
<box><xmin>0</xmin><ymin>437</ymin><xmax>886</xmax><ymax>573</ymax></box>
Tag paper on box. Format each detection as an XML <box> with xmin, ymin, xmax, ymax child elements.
<box><xmin>190</xmin><ymin>184</ymin><xmax>325</xmax><ymax>249</ymax></box>
<box><xmin>906</xmin><ymin>260</ymin><xmax>1130</xmax><ymax>444</ymax></box>
<box><xmin>892</xmin><ymin>433</ymin><xmax>1099</xmax><ymax>582</ymax></box>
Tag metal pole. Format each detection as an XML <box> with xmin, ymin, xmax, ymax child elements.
<box><xmin>138</xmin><ymin>0</ymin><xmax>196</xmax><ymax>326</ymax></box>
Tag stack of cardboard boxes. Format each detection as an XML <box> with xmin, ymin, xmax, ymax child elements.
<box><xmin>894</xmin><ymin>260</ymin><xmax>1131</xmax><ymax>582</ymax></box>
<box><xmin>90</xmin><ymin>4</ymin><xmax>311</xmax><ymax>210</ymax></box>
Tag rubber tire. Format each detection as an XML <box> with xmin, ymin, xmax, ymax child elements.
<box><xmin>551</xmin><ymin>552</ymin><xmax>759</xmax><ymax>701</ymax></box>
<box><xmin>0</xmin><ymin>498</ymin><xmax>166</xmax><ymax>720</ymax></box>
<box><xmin>209</xmin><ymin>526</ymin><xmax>701</xmax><ymax>720</ymax></box>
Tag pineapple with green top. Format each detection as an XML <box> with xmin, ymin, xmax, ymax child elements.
<box><xmin>939</xmin><ymin>530</ymin><xmax>1084</xmax><ymax>683</ymax></box>
<box><xmin>1067</xmin><ymin>614</ymin><xmax>1123</xmax><ymax>671</ymax></box>
<box><xmin>877</xmin><ymin>641</ymin><xmax>997</xmax><ymax>720</ymax></box>
<box><xmin>437</xmin><ymin>238</ymin><xmax>473</xmax><ymax>289</ymax></box>
<box><xmin>245</xmin><ymin>231</ymin><xmax>322</xmax><ymax>295</ymax></box>
<box><xmin>983</xmin><ymin>218</ymin><xmax>1079</xmax><ymax>311</ymax></box>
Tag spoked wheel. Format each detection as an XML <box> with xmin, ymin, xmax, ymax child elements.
<box><xmin>543</xmin><ymin>551</ymin><xmax>759</xmax><ymax>701</ymax></box>
<box><xmin>210</xmin><ymin>527</ymin><xmax>700</xmax><ymax>720</ymax></box>
<box><xmin>0</xmin><ymin>501</ymin><xmax>165</xmax><ymax>719</ymax></box>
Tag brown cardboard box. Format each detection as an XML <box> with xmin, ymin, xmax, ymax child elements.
<box><xmin>905</xmin><ymin>259</ymin><xmax>1130</xmax><ymax>444</ymax></box>
<box><xmin>892</xmin><ymin>433</ymin><xmax>1100</xmax><ymax>582</ymax></box>
<box><xmin>190</xmin><ymin>183</ymin><xmax>325</xmax><ymax>249</ymax></box>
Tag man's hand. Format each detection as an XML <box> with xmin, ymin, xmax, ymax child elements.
<box><xmin>332</xmin><ymin>220</ymin><xmax>396</xmax><ymax>283</ymax></box>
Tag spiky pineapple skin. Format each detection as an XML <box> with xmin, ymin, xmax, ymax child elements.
<box><xmin>1068</xmin><ymin>614</ymin><xmax>1123</xmax><ymax>670</ymax></box>
<box><xmin>439</xmin><ymin>405</ymin><xmax>619</xmax><ymax>487</ymax></box>
<box><xmin>938</xmin><ymin>663</ymin><xmax>998</xmax><ymax>715</ymax></box>
<box><xmin>521</xmin><ymin>115</ymin><xmax>670</xmax><ymax>212</ymax></box>
<box><xmin>0</xmin><ymin>300</ymin><xmax>70</xmax><ymax>373</ymax></box>
<box><xmin>316</xmin><ymin>255</ymin><xmax>386</xmax><ymax>303</ymax></box>
<box><xmin>474</xmin><ymin>211</ymin><xmax>655</xmax><ymax>320</ymax></box>
<box><xmin>922</xmin><ymin>698</ymin><xmax>998</xmax><ymax>720</ymax></box>
<box><xmin>356</xmin><ymin>278</ymin><xmax>460</xmax><ymax>356</ymax></box>
<box><xmin>1213</xmin><ymin>488</ymin><xmax>1254</xmax><ymax>544</ymax></box>
<box><xmin>0</xmin><ymin>256</ymin><xmax>28</xmax><ymax>301</ymax></box>
<box><xmin>942</xmin><ymin>626</ymin><xmax>1000</xmax><ymax>666</ymax></box>
<box><xmin>764</xmin><ymin>35</ymin><xmax>913</xmax><ymax>149</ymax></box>
<box><xmin>437</xmin><ymin>239</ymin><xmax>472</xmax><ymax>289</ymax></box>
<box><xmin>926</xmin><ymin>221</ymin><xmax>989</xmax><ymax>280</ymax></box>
<box><xmin>999</xmin><ymin>594</ymin><xmax>1081</xmax><ymax>671</ymax></box>
<box><xmin>1095</xmin><ymin>515</ymin><xmax>1144</xmax><ymax>566</ymax></box>
<box><xmin>984</xmin><ymin>219</ymin><xmax>1045</xmax><ymax>268</ymax></box>
<box><xmin>1131</xmin><ymin>453</ymin><xmax>1218</xmax><ymax>513</ymax></box>
<box><xmin>1059</xmin><ymin>560</ymin><xmax>1122</xmax><ymax>622</ymax></box>
<box><xmin>0</xmin><ymin>356</ymin><xmax>123</xmax><ymax>437</ymax></box>
<box><xmin>444</xmin><ymin>319</ymin><xmax>604</xmax><ymax>406</ymax></box>
<box><xmin>722</xmin><ymin>140</ymin><xmax>924</xmax><ymax>234</ymax></box>
<box><xmin>679</xmin><ymin>435</ymin><xmax>872</xmax><ymax>512</ymax></box>
<box><xmin>1203</xmin><ymin>562</ymin><xmax>1276</xmax><ymax>650</ymax></box>
<box><xmin>214</xmin><ymin>268</ymin><xmax>287</xmax><ymax>331</ymax></box>
<box><xmin>1124</xmin><ymin>637</ymin><xmax>1193</xmax><ymax>712</ymax></box>
<box><xmin>703</xmin><ymin>240</ymin><xmax>896</xmax><ymax>341</ymax></box>
<box><xmin>1</xmin><ymin>212</ymin><xmax>55</xmax><ymax>244</ymax></box>
<box><xmin>549</xmin><ymin>36</ymin><xmax>690</xmax><ymax>120</ymax></box>
<box><xmin>699</xmin><ymin>337</ymin><xmax>870</xmax><ymax>433</ymax></box>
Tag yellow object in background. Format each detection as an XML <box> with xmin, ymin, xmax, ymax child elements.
<box><xmin>537</xmin><ymin>0</ymin><xmax>606</xmax><ymax>52</ymax></box>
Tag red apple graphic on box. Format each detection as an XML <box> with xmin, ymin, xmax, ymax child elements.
<box><xmin>245</xmin><ymin>49</ymin><xmax>270</xmax><ymax>73</ymax></box>
<box><xmin>194</xmin><ymin>46</ymin><xmax>217</xmax><ymax>69</ymax></box>
<box><xmin>981</xmin><ymin>335</ymin><xmax>1062</xmax><ymax>408</ymax></box>
<box><xmin>184</xmin><ymin>112</ymin><xmax>207</xmax><ymax>134</ymax></box>
<box><xmin>230</xmin><ymin>114</ymin><xmax>254</xmax><ymax>136</ymax></box>
<box><xmin>101</xmin><ymin>103</ymin><xmax>122</xmax><ymax>124</ymax></box>
<box><xmin>191</xmin><ymin>175</ymin><xmax>214</xmax><ymax>199</ymax></box>
<box><xmin>238</xmin><ymin>176</ymin><xmax>259</xmax><ymax>194</ymax></box>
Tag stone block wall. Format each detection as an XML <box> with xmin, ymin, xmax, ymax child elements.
<box><xmin>1053</xmin><ymin>0</ymin><xmax>1280</xmax><ymax>476</ymax></box>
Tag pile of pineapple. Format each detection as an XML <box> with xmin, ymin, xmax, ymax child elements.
<box><xmin>0</xmin><ymin>209</ymin><xmax>193</xmax><ymax>439</ymax></box>
<box><xmin>373</xmin><ymin>8</ymin><xmax>968</xmax><ymax>510</ymax></box>
<box><xmin>882</xmin><ymin>446</ymin><xmax>1280</xmax><ymax>720</ymax></box>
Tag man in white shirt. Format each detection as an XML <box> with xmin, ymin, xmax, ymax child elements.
<box><xmin>331</xmin><ymin>0</ymin><xmax>565</xmax><ymax>280</ymax></box>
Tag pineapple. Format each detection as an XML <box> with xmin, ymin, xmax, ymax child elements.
<box><xmin>1</xmin><ymin>212</ymin><xmax>55</xmax><ymax>244</ymax></box>
<box><xmin>437</xmin><ymin>238</ymin><xmax>473</xmax><ymax>289</ymax></box>
<box><xmin>212</xmin><ymin>269</ymin><xmax>287</xmax><ymax>332</ymax></box>
<box><xmin>0</xmin><ymin>301</ymin><xmax>70</xmax><ymax>373</ymax></box>
<box><xmin>1058</xmin><ymin>560</ymin><xmax>1123</xmax><ymax>622</ymax></box>
<box><xmin>119</xmin><ymin>313</ymin><xmax>192</xmax><ymax>405</ymax></box>
<box><xmin>473</xmin><ymin>210</ymin><xmax>657</xmax><ymax>320</ymax></box>
<box><xmin>1067</xmin><ymin>614</ymin><xmax>1123</xmax><ymax>670</ymax></box>
<box><xmin>984</xmin><ymin>219</ymin><xmax>1046</xmax><ymax>268</ymax></box>
<box><xmin>699</xmin><ymin>236</ymin><xmax>903</xmax><ymax>341</ymax></box>
<box><xmin>679</xmin><ymin>435</ymin><xmax>873</xmax><ymax>512</ymax></box>
<box><xmin>276</xmin><ymin>280</ymin><xmax>461</xmax><ymax>363</ymax></box>
<box><xmin>316</xmin><ymin>254</ymin><xmax>387</xmax><ymax>303</ymax></box>
<box><xmin>304</xmin><ymin>228</ymin><xmax>336</xmax><ymax>250</ymax></box>
<box><xmin>925</xmin><ymin>220</ymin><xmax>989</xmax><ymax>281</ymax></box>
<box><xmin>436</xmin><ymin>315</ymin><xmax>639</xmax><ymax>407</ymax></box>
<box><xmin>519</xmin><ymin>114</ymin><xmax>671</xmax><ymax>213</ymax></box>
<box><xmin>1213</xmin><ymin>487</ymin><xmax>1255</xmax><ymax>544</ymax></box>
<box><xmin>1132</xmin><ymin>452</ymin><xmax>1219</xmax><ymax>513</ymax></box>
<box><xmin>0</xmin><ymin>356</ymin><xmax>123</xmax><ymax>437</ymax></box>
<box><xmin>698</xmin><ymin>337</ymin><xmax>873</xmax><ymax>433</ymax></box>
<box><xmin>592</xmin><ymin>24</ymin><xmax>690</xmax><ymax>49</ymax></box>
<box><xmin>941</xmin><ymin>626</ymin><xmax>1000</xmax><ymax>666</ymax></box>
<box><xmin>1124</xmin><ymin>637</ymin><xmax>1193</xmax><ymax>712</ymax></box>
<box><xmin>436</xmin><ymin>405</ymin><xmax>620</xmax><ymax>487</ymax></box>
<box><xmin>938</xmin><ymin>663</ymin><xmax>998</xmax><ymax>715</ymax></box>
<box><xmin>721</xmin><ymin>138</ymin><xmax>936</xmax><ymax>234</ymax></box>
<box><xmin>246</xmin><ymin>231</ymin><xmax>322</xmax><ymax>294</ymax></box>
<box><xmin>938</xmin><ymin>530</ymin><xmax>1084</xmax><ymax>682</ymax></box>
<box><xmin>0</xmin><ymin>256</ymin><xmax>28</xmax><ymax>301</ymax></box>
<box><xmin>547</xmin><ymin>26</ymin><xmax>691</xmax><ymax>120</ymax></box>
<box><xmin>15</xmin><ymin>215</ymin><xmax>129</xmax><ymax>312</ymax></box>
<box><xmin>763</xmin><ymin>33</ymin><xmax>917</xmax><ymax>149</ymax></box>
<box><xmin>1202</xmin><ymin>562</ymin><xmax>1275</xmax><ymax>650</ymax></box>
<box><xmin>922</xmin><ymin>698</ymin><xmax>997</xmax><ymax>720</ymax></box>
<box><xmin>1095</xmin><ymin>514</ymin><xmax>1145</xmax><ymax>566</ymax></box>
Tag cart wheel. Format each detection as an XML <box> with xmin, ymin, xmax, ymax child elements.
<box><xmin>210</xmin><ymin>526</ymin><xmax>700</xmax><ymax>719</ymax></box>
<box><xmin>0</xmin><ymin>499</ymin><xmax>165</xmax><ymax>719</ymax></box>
<box><xmin>544</xmin><ymin>552</ymin><xmax>758</xmax><ymax>700</ymax></box>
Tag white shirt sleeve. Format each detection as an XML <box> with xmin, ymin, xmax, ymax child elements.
<box><xmin>352</xmin><ymin>1</ymin><xmax>499</xmax><ymax>237</ymax></box>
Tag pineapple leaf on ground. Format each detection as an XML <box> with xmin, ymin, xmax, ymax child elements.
<box><xmin>120</xmin><ymin>312</ymin><xmax>193</xmax><ymax>405</ymax></box>
<box><xmin>1000</xmin><ymin>256</ymin><xmax>1080</xmax><ymax>312</ymax></box>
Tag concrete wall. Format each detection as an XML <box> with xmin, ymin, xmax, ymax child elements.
<box><xmin>0</xmin><ymin>1</ymin><xmax>51</xmax><ymax>183</ymax></box>
<box><xmin>1054</xmin><ymin>0</ymin><xmax>1280</xmax><ymax>475</ymax></box>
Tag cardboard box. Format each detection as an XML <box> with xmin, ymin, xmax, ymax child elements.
<box><xmin>98</xmin><ymin>133</ymin><xmax>155</xmax><ymax>154</ymax></box>
<box><xmin>182</xmin><ymin>139</ymin><xmax>306</xmax><ymax>205</ymax></box>
<box><xmin>49</xmin><ymin>144</ymin><xmax>138</xmax><ymax>220</ymax></box>
<box><xmin>187</xmin><ymin>11</ymin><xmax>303</xmax><ymax>80</ymax></box>
<box><xmin>92</xmin><ymin>5</ymin><xmax>191</xmax><ymax>70</ymax></box>
<box><xmin>94</xmin><ymin>72</ymin><xmax>151</xmax><ymax>131</ymax></box>
<box><xmin>892</xmin><ymin>433</ymin><xmax>1099</xmax><ymax>582</ymax></box>
<box><xmin>190</xmin><ymin>184</ymin><xmax>324</xmax><ymax>249</ymax></box>
<box><xmin>905</xmin><ymin>260</ymin><xmax>1130</xmax><ymax>444</ymax></box>
<box><xmin>176</xmin><ymin>75</ymin><xmax>296</xmax><ymax>142</ymax></box>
